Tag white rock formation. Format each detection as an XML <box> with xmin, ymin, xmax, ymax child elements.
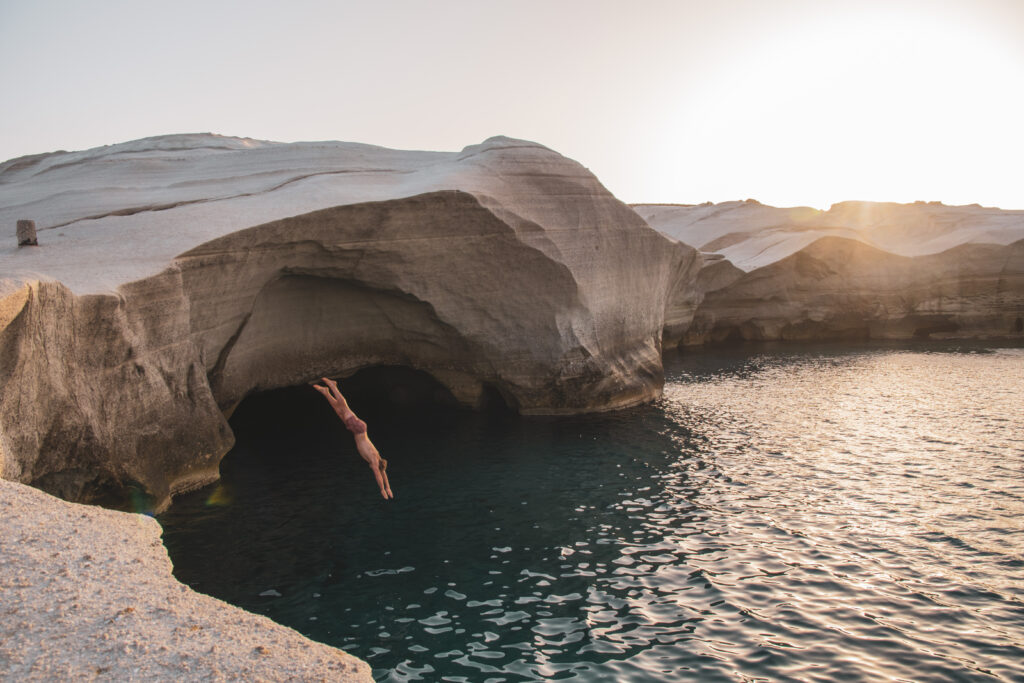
<box><xmin>0</xmin><ymin>478</ymin><xmax>371</xmax><ymax>681</ymax></box>
<box><xmin>0</xmin><ymin>134</ymin><xmax>691</xmax><ymax>510</ymax></box>
<box><xmin>682</xmin><ymin>236</ymin><xmax>1024</xmax><ymax>345</ymax></box>
<box><xmin>637</xmin><ymin>199</ymin><xmax>1024</xmax><ymax>348</ymax></box>
<box><xmin>634</xmin><ymin>199</ymin><xmax>1024</xmax><ymax>271</ymax></box>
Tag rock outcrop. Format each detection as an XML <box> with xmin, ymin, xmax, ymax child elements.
<box><xmin>0</xmin><ymin>478</ymin><xmax>371</xmax><ymax>681</ymax></box>
<box><xmin>0</xmin><ymin>134</ymin><xmax>686</xmax><ymax>510</ymax></box>
<box><xmin>635</xmin><ymin>199</ymin><xmax>1024</xmax><ymax>271</ymax></box>
<box><xmin>638</xmin><ymin>200</ymin><xmax>1024</xmax><ymax>348</ymax></box>
<box><xmin>682</xmin><ymin>236</ymin><xmax>1024</xmax><ymax>345</ymax></box>
<box><xmin>661</xmin><ymin>242</ymin><xmax>706</xmax><ymax>349</ymax></box>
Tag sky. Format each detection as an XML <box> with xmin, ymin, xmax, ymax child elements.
<box><xmin>1</xmin><ymin>0</ymin><xmax>1022</xmax><ymax>209</ymax></box>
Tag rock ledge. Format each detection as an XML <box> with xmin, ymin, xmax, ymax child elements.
<box><xmin>0</xmin><ymin>479</ymin><xmax>372</xmax><ymax>681</ymax></box>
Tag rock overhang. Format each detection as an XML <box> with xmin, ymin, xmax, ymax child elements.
<box><xmin>0</xmin><ymin>134</ymin><xmax>683</xmax><ymax>510</ymax></box>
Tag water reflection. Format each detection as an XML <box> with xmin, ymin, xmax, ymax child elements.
<box><xmin>160</xmin><ymin>343</ymin><xmax>1024</xmax><ymax>682</ymax></box>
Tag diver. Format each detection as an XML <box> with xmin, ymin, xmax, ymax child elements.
<box><xmin>313</xmin><ymin>377</ymin><xmax>394</xmax><ymax>500</ymax></box>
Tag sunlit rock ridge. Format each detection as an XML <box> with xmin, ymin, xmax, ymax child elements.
<box><xmin>638</xmin><ymin>200</ymin><xmax>1024</xmax><ymax>346</ymax></box>
<box><xmin>0</xmin><ymin>133</ymin><xmax>692</xmax><ymax>510</ymax></box>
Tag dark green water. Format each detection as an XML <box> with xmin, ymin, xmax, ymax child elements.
<box><xmin>159</xmin><ymin>344</ymin><xmax>1024</xmax><ymax>681</ymax></box>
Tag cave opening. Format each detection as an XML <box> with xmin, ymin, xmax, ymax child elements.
<box><xmin>912</xmin><ymin>318</ymin><xmax>959</xmax><ymax>339</ymax></box>
<box><xmin>228</xmin><ymin>365</ymin><xmax>469</xmax><ymax>444</ymax></box>
<box><xmin>32</xmin><ymin>468</ymin><xmax>155</xmax><ymax>514</ymax></box>
<box><xmin>716</xmin><ymin>326</ymin><xmax>746</xmax><ymax>345</ymax></box>
<box><xmin>478</xmin><ymin>382</ymin><xmax>516</xmax><ymax>414</ymax></box>
<box><xmin>222</xmin><ymin>365</ymin><xmax>519</xmax><ymax>480</ymax></box>
<box><xmin>159</xmin><ymin>364</ymin><xmax>523</xmax><ymax>584</ymax></box>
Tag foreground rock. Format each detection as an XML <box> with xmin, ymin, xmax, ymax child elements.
<box><xmin>683</xmin><ymin>236</ymin><xmax>1024</xmax><ymax>345</ymax></box>
<box><xmin>0</xmin><ymin>478</ymin><xmax>371</xmax><ymax>681</ymax></box>
<box><xmin>0</xmin><ymin>134</ymin><xmax>688</xmax><ymax>510</ymax></box>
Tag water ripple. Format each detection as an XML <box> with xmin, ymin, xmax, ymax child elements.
<box><xmin>160</xmin><ymin>343</ymin><xmax>1024</xmax><ymax>681</ymax></box>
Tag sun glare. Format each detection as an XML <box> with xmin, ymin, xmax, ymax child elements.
<box><xmin>644</xmin><ymin>5</ymin><xmax>1024</xmax><ymax>208</ymax></box>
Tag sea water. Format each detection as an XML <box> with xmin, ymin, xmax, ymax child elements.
<box><xmin>159</xmin><ymin>343</ymin><xmax>1024</xmax><ymax>681</ymax></box>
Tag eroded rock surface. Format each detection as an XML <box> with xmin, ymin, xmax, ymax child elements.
<box><xmin>635</xmin><ymin>199</ymin><xmax>1024</xmax><ymax>271</ymax></box>
<box><xmin>0</xmin><ymin>134</ymin><xmax>680</xmax><ymax>509</ymax></box>
<box><xmin>660</xmin><ymin>243</ymin><xmax>706</xmax><ymax>349</ymax></box>
<box><xmin>638</xmin><ymin>200</ymin><xmax>1024</xmax><ymax>348</ymax></box>
<box><xmin>683</xmin><ymin>237</ymin><xmax>1024</xmax><ymax>345</ymax></box>
<box><xmin>0</xmin><ymin>478</ymin><xmax>371</xmax><ymax>681</ymax></box>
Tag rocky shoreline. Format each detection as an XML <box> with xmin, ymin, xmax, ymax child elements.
<box><xmin>681</xmin><ymin>236</ymin><xmax>1024</xmax><ymax>346</ymax></box>
<box><xmin>2</xmin><ymin>135</ymin><xmax>1023</xmax><ymax>679</ymax></box>
<box><xmin>0</xmin><ymin>478</ymin><xmax>371</xmax><ymax>681</ymax></box>
<box><xmin>641</xmin><ymin>200</ymin><xmax>1024</xmax><ymax>348</ymax></box>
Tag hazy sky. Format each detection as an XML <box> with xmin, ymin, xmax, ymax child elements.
<box><xmin>2</xmin><ymin>0</ymin><xmax>1022</xmax><ymax>208</ymax></box>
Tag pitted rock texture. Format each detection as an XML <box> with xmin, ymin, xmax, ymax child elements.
<box><xmin>0</xmin><ymin>478</ymin><xmax>372</xmax><ymax>682</ymax></box>
<box><xmin>0</xmin><ymin>134</ymin><xmax>682</xmax><ymax>509</ymax></box>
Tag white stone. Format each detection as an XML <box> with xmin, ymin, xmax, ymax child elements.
<box><xmin>634</xmin><ymin>199</ymin><xmax>1024</xmax><ymax>272</ymax></box>
<box><xmin>0</xmin><ymin>134</ymin><xmax>691</xmax><ymax>509</ymax></box>
<box><xmin>0</xmin><ymin>478</ymin><xmax>371</xmax><ymax>681</ymax></box>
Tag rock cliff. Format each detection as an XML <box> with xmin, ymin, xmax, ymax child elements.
<box><xmin>683</xmin><ymin>236</ymin><xmax>1024</xmax><ymax>345</ymax></box>
<box><xmin>637</xmin><ymin>200</ymin><xmax>1024</xmax><ymax>347</ymax></box>
<box><xmin>0</xmin><ymin>134</ymin><xmax>685</xmax><ymax>510</ymax></box>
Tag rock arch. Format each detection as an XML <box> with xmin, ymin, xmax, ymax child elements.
<box><xmin>177</xmin><ymin>191</ymin><xmax>591</xmax><ymax>416</ymax></box>
<box><xmin>210</xmin><ymin>274</ymin><xmax>484</xmax><ymax>413</ymax></box>
<box><xmin>1</xmin><ymin>189</ymin><xmax>672</xmax><ymax>511</ymax></box>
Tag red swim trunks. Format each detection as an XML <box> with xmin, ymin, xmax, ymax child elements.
<box><xmin>344</xmin><ymin>415</ymin><xmax>368</xmax><ymax>435</ymax></box>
